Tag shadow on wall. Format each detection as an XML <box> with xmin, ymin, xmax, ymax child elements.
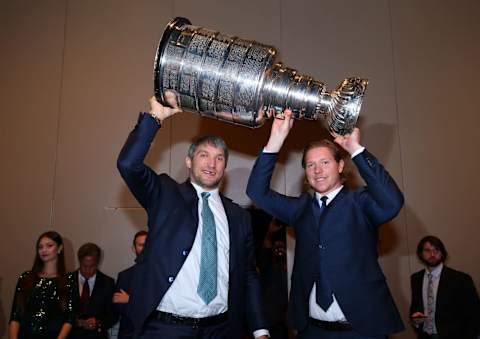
<box><xmin>0</xmin><ymin>278</ymin><xmax>6</xmax><ymax>338</ymax></box>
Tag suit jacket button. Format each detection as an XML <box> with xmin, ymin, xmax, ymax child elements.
<box><xmin>168</xmin><ymin>276</ymin><xmax>174</xmax><ymax>283</ymax></box>
<box><xmin>318</xmin><ymin>244</ymin><xmax>326</xmax><ymax>250</ymax></box>
<box><xmin>182</xmin><ymin>249</ymin><xmax>189</xmax><ymax>256</ymax></box>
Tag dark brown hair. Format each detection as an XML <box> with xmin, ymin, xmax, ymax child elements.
<box><xmin>133</xmin><ymin>230</ymin><xmax>148</xmax><ymax>246</ymax></box>
<box><xmin>416</xmin><ymin>235</ymin><xmax>448</xmax><ymax>264</ymax></box>
<box><xmin>17</xmin><ymin>231</ymin><xmax>68</xmax><ymax>314</ymax></box>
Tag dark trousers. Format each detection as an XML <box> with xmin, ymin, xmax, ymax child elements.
<box><xmin>138</xmin><ymin>318</ymin><xmax>230</xmax><ymax>339</ymax></box>
<box><xmin>296</xmin><ymin>324</ymin><xmax>387</xmax><ymax>339</ymax></box>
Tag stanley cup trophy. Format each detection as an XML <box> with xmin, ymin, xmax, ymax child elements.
<box><xmin>154</xmin><ymin>17</ymin><xmax>368</xmax><ymax>135</ymax></box>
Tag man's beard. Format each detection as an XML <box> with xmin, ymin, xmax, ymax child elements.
<box><xmin>425</xmin><ymin>258</ymin><xmax>442</xmax><ymax>268</ymax></box>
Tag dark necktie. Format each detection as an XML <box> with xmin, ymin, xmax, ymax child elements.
<box><xmin>80</xmin><ymin>277</ymin><xmax>90</xmax><ymax>312</ymax></box>
<box><xmin>197</xmin><ymin>192</ymin><xmax>218</xmax><ymax>304</ymax></box>
<box><xmin>315</xmin><ymin>196</ymin><xmax>334</xmax><ymax>309</ymax></box>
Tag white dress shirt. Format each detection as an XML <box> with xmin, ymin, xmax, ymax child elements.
<box><xmin>158</xmin><ymin>182</ymin><xmax>230</xmax><ymax>317</ymax></box>
<box><xmin>157</xmin><ymin>181</ymin><xmax>269</xmax><ymax>338</ymax></box>
<box><xmin>78</xmin><ymin>272</ymin><xmax>96</xmax><ymax>296</ymax></box>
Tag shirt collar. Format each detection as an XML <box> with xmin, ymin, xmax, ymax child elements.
<box><xmin>426</xmin><ymin>263</ymin><xmax>443</xmax><ymax>279</ymax></box>
<box><xmin>315</xmin><ymin>185</ymin><xmax>344</xmax><ymax>205</ymax></box>
<box><xmin>79</xmin><ymin>272</ymin><xmax>97</xmax><ymax>283</ymax></box>
<box><xmin>191</xmin><ymin>181</ymin><xmax>220</xmax><ymax>202</ymax></box>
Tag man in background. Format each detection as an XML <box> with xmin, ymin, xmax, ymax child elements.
<box><xmin>113</xmin><ymin>230</ymin><xmax>148</xmax><ymax>339</ymax></box>
<box><xmin>410</xmin><ymin>235</ymin><xmax>480</xmax><ymax>339</ymax></box>
<box><xmin>70</xmin><ymin>242</ymin><xmax>117</xmax><ymax>339</ymax></box>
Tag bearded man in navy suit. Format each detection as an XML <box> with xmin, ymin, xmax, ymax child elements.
<box><xmin>117</xmin><ymin>93</ymin><xmax>268</xmax><ymax>339</ymax></box>
<box><xmin>247</xmin><ymin>110</ymin><xmax>405</xmax><ymax>339</ymax></box>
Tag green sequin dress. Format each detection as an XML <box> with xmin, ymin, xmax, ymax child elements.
<box><xmin>10</xmin><ymin>271</ymin><xmax>77</xmax><ymax>339</ymax></box>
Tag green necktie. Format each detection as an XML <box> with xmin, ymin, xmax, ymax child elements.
<box><xmin>197</xmin><ymin>192</ymin><xmax>218</xmax><ymax>304</ymax></box>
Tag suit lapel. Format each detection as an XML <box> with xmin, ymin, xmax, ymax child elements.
<box><xmin>414</xmin><ymin>270</ymin><xmax>425</xmax><ymax>309</ymax></box>
<box><xmin>178</xmin><ymin>180</ymin><xmax>199</xmax><ymax>227</ymax></box>
<box><xmin>90</xmin><ymin>272</ymin><xmax>102</xmax><ymax>307</ymax></box>
<box><xmin>327</xmin><ymin>186</ymin><xmax>347</xmax><ymax>210</ymax></box>
<box><xmin>312</xmin><ymin>195</ymin><xmax>321</xmax><ymax>225</ymax></box>
<box><xmin>436</xmin><ymin>266</ymin><xmax>449</xmax><ymax>311</ymax></box>
<box><xmin>314</xmin><ymin>186</ymin><xmax>348</xmax><ymax>230</ymax></box>
<box><xmin>221</xmin><ymin>195</ymin><xmax>237</xmax><ymax>274</ymax></box>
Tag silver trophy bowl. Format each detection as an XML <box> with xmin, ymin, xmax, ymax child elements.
<box><xmin>154</xmin><ymin>17</ymin><xmax>368</xmax><ymax>135</ymax></box>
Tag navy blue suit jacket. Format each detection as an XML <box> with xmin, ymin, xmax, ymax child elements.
<box><xmin>410</xmin><ymin>266</ymin><xmax>480</xmax><ymax>339</ymax></box>
<box><xmin>247</xmin><ymin>150</ymin><xmax>405</xmax><ymax>336</ymax></box>
<box><xmin>70</xmin><ymin>270</ymin><xmax>117</xmax><ymax>339</ymax></box>
<box><xmin>117</xmin><ymin>113</ymin><xmax>266</xmax><ymax>338</ymax></box>
<box><xmin>114</xmin><ymin>265</ymin><xmax>136</xmax><ymax>339</ymax></box>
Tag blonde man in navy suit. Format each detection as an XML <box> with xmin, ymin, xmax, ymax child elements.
<box><xmin>247</xmin><ymin>110</ymin><xmax>404</xmax><ymax>339</ymax></box>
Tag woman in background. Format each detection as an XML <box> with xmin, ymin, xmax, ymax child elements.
<box><xmin>9</xmin><ymin>230</ymin><xmax>76</xmax><ymax>339</ymax></box>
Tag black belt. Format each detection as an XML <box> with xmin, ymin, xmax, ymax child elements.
<box><xmin>309</xmin><ymin>318</ymin><xmax>352</xmax><ymax>331</ymax></box>
<box><xmin>149</xmin><ymin>311</ymin><xmax>228</xmax><ymax>328</ymax></box>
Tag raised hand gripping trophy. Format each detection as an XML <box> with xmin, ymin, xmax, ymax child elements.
<box><xmin>154</xmin><ymin>17</ymin><xmax>368</xmax><ymax>135</ymax></box>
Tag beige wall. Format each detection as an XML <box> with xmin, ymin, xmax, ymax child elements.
<box><xmin>1</xmin><ymin>0</ymin><xmax>479</xmax><ymax>338</ymax></box>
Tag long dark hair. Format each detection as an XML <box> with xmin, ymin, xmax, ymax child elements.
<box><xmin>18</xmin><ymin>231</ymin><xmax>68</xmax><ymax>313</ymax></box>
<box><xmin>31</xmin><ymin>230</ymin><xmax>66</xmax><ymax>276</ymax></box>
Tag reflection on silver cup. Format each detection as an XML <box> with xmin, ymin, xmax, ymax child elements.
<box><xmin>154</xmin><ymin>17</ymin><xmax>368</xmax><ymax>135</ymax></box>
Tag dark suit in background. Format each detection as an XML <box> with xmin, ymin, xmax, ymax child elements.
<box><xmin>257</xmin><ymin>244</ymin><xmax>288</xmax><ymax>339</ymax></box>
<box><xmin>410</xmin><ymin>266</ymin><xmax>480</xmax><ymax>339</ymax></box>
<box><xmin>117</xmin><ymin>112</ymin><xmax>266</xmax><ymax>338</ymax></box>
<box><xmin>70</xmin><ymin>270</ymin><xmax>117</xmax><ymax>339</ymax></box>
<box><xmin>247</xmin><ymin>149</ymin><xmax>405</xmax><ymax>338</ymax></box>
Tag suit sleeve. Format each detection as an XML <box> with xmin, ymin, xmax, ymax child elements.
<box><xmin>352</xmin><ymin>150</ymin><xmax>404</xmax><ymax>226</ymax></box>
<box><xmin>114</xmin><ymin>271</ymin><xmax>128</xmax><ymax>316</ymax></box>
<box><xmin>409</xmin><ymin>272</ymin><xmax>425</xmax><ymax>313</ymax></box>
<box><xmin>98</xmin><ymin>276</ymin><xmax>118</xmax><ymax>331</ymax></box>
<box><xmin>461</xmin><ymin>274</ymin><xmax>480</xmax><ymax>338</ymax></box>
<box><xmin>117</xmin><ymin>113</ymin><xmax>161</xmax><ymax>210</ymax></box>
<box><xmin>247</xmin><ymin>151</ymin><xmax>301</xmax><ymax>226</ymax></box>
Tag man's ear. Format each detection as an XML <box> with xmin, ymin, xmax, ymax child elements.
<box><xmin>185</xmin><ymin>156</ymin><xmax>192</xmax><ymax>169</ymax></box>
<box><xmin>338</xmin><ymin>159</ymin><xmax>345</xmax><ymax>173</ymax></box>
